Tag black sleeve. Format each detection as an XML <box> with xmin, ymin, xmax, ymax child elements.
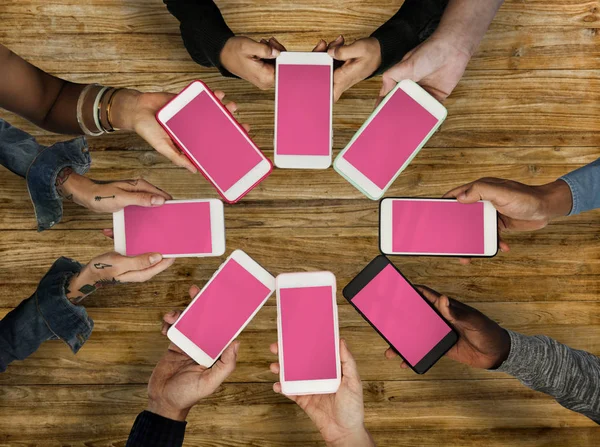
<box><xmin>126</xmin><ymin>411</ymin><xmax>187</xmax><ymax>447</ymax></box>
<box><xmin>163</xmin><ymin>0</ymin><xmax>236</xmax><ymax>77</ymax></box>
<box><xmin>370</xmin><ymin>0</ymin><xmax>450</xmax><ymax>75</ymax></box>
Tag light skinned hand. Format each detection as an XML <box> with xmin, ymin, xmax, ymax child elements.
<box><xmin>270</xmin><ymin>339</ymin><xmax>375</xmax><ymax>447</ymax></box>
<box><xmin>443</xmin><ymin>177</ymin><xmax>573</xmax><ymax>263</ymax></box>
<box><xmin>148</xmin><ymin>285</ymin><xmax>240</xmax><ymax>421</ymax></box>
<box><xmin>110</xmin><ymin>89</ymin><xmax>246</xmax><ymax>172</ymax></box>
<box><xmin>327</xmin><ymin>35</ymin><xmax>382</xmax><ymax>102</ymax></box>
<box><xmin>56</xmin><ymin>169</ymin><xmax>172</xmax><ymax>212</ymax></box>
<box><xmin>385</xmin><ymin>286</ymin><xmax>511</xmax><ymax>370</ymax></box>
<box><xmin>65</xmin><ymin>251</ymin><xmax>175</xmax><ymax>302</ymax></box>
<box><xmin>379</xmin><ymin>35</ymin><xmax>471</xmax><ymax>102</ymax></box>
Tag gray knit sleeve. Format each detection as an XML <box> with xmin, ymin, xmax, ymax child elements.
<box><xmin>495</xmin><ymin>330</ymin><xmax>600</xmax><ymax>424</ymax></box>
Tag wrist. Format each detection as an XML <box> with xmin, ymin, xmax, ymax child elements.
<box><xmin>326</xmin><ymin>426</ymin><xmax>374</xmax><ymax>447</ymax></box>
<box><xmin>538</xmin><ymin>179</ymin><xmax>573</xmax><ymax>220</ymax></box>
<box><xmin>147</xmin><ymin>399</ymin><xmax>190</xmax><ymax>422</ymax></box>
<box><xmin>65</xmin><ymin>267</ymin><xmax>94</xmax><ymax>302</ymax></box>
<box><xmin>109</xmin><ymin>88</ymin><xmax>141</xmax><ymax>131</ymax></box>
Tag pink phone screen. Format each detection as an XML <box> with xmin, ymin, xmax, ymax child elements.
<box><xmin>175</xmin><ymin>259</ymin><xmax>271</xmax><ymax>359</ymax></box>
<box><xmin>165</xmin><ymin>90</ymin><xmax>263</xmax><ymax>192</ymax></box>
<box><xmin>276</xmin><ymin>65</ymin><xmax>331</xmax><ymax>156</ymax></box>
<box><xmin>352</xmin><ymin>264</ymin><xmax>451</xmax><ymax>366</ymax></box>
<box><xmin>280</xmin><ymin>286</ymin><xmax>337</xmax><ymax>381</ymax></box>
<box><xmin>342</xmin><ymin>89</ymin><xmax>439</xmax><ymax>189</ymax></box>
<box><xmin>392</xmin><ymin>200</ymin><xmax>484</xmax><ymax>254</ymax></box>
<box><xmin>124</xmin><ymin>202</ymin><xmax>212</xmax><ymax>256</ymax></box>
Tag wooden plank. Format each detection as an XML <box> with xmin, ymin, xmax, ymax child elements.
<box><xmin>0</xmin><ymin>324</ymin><xmax>598</xmax><ymax>385</ymax></box>
<box><xmin>1</xmin><ymin>302</ymin><xmax>599</xmax><ymax>331</ymax></box>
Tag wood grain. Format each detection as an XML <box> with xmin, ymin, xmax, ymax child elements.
<box><xmin>1</xmin><ymin>0</ymin><xmax>599</xmax><ymax>445</ymax></box>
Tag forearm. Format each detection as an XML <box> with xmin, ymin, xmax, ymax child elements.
<box><xmin>560</xmin><ymin>158</ymin><xmax>600</xmax><ymax>215</ymax></box>
<box><xmin>434</xmin><ymin>0</ymin><xmax>505</xmax><ymax>55</ymax></box>
<box><xmin>163</xmin><ymin>0</ymin><xmax>234</xmax><ymax>73</ymax></box>
<box><xmin>371</xmin><ymin>0</ymin><xmax>449</xmax><ymax>74</ymax></box>
<box><xmin>496</xmin><ymin>330</ymin><xmax>600</xmax><ymax>424</ymax></box>
<box><xmin>126</xmin><ymin>411</ymin><xmax>187</xmax><ymax>447</ymax></box>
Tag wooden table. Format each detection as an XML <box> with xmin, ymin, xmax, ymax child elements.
<box><xmin>0</xmin><ymin>0</ymin><xmax>599</xmax><ymax>445</ymax></box>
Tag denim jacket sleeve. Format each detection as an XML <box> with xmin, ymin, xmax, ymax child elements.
<box><xmin>560</xmin><ymin>158</ymin><xmax>600</xmax><ymax>216</ymax></box>
<box><xmin>0</xmin><ymin>257</ymin><xmax>94</xmax><ymax>373</ymax></box>
<box><xmin>0</xmin><ymin>118</ymin><xmax>91</xmax><ymax>231</ymax></box>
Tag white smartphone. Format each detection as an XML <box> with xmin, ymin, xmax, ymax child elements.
<box><xmin>113</xmin><ymin>199</ymin><xmax>225</xmax><ymax>258</ymax></box>
<box><xmin>167</xmin><ymin>250</ymin><xmax>275</xmax><ymax>367</ymax></box>
<box><xmin>156</xmin><ymin>80</ymin><xmax>272</xmax><ymax>203</ymax></box>
<box><xmin>334</xmin><ymin>79</ymin><xmax>447</xmax><ymax>200</ymax></box>
<box><xmin>380</xmin><ymin>198</ymin><xmax>498</xmax><ymax>257</ymax></box>
<box><xmin>274</xmin><ymin>52</ymin><xmax>333</xmax><ymax>169</ymax></box>
<box><xmin>276</xmin><ymin>271</ymin><xmax>341</xmax><ymax>395</ymax></box>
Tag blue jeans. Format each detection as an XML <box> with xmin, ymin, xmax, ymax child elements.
<box><xmin>0</xmin><ymin>118</ymin><xmax>91</xmax><ymax>230</ymax></box>
<box><xmin>0</xmin><ymin>257</ymin><xmax>94</xmax><ymax>372</ymax></box>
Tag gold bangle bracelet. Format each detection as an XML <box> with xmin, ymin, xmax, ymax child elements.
<box><xmin>106</xmin><ymin>87</ymin><xmax>124</xmax><ymax>132</ymax></box>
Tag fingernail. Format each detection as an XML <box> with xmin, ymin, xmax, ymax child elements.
<box><xmin>168</xmin><ymin>310</ymin><xmax>177</xmax><ymax>317</ymax></box>
<box><xmin>151</xmin><ymin>195</ymin><xmax>165</xmax><ymax>206</ymax></box>
<box><xmin>272</xmin><ymin>48</ymin><xmax>280</xmax><ymax>57</ymax></box>
<box><xmin>458</xmin><ymin>193</ymin><xmax>466</xmax><ymax>200</ymax></box>
<box><xmin>149</xmin><ymin>254</ymin><xmax>162</xmax><ymax>265</ymax></box>
<box><xmin>336</xmin><ymin>35</ymin><xmax>343</xmax><ymax>42</ymax></box>
<box><xmin>234</xmin><ymin>342</ymin><xmax>240</xmax><ymax>354</ymax></box>
<box><xmin>188</xmin><ymin>166</ymin><xmax>197</xmax><ymax>174</ymax></box>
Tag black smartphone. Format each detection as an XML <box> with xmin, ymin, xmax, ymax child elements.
<box><xmin>343</xmin><ymin>255</ymin><xmax>458</xmax><ymax>374</ymax></box>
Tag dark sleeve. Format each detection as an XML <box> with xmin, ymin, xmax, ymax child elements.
<box><xmin>370</xmin><ymin>0</ymin><xmax>450</xmax><ymax>75</ymax></box>
<box><xmin>126</xmin><ymin>411</ymin><xmax>187</xmax><ymax>447</ymax></box>
<box><xmin>163</xmin><ymin>0</ymin><xmax>236</xmax><ymax>77</ymax></box>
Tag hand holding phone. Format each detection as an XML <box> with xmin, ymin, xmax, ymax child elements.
<box><xmin>379</xmin><ymin>198</ymin><xmax>498</xmax><ymax>257</ymax></box>
<box><xmin>270</xmin><ymin>339</ymin><xmax>375</xmax><ymax>447</ymax></box>
<box><xmin>113</xmin><ymin>199</ymin><xmax>225</xmax><ymax>258</ymax></box>
<box><xmin>334</xmin><ymin>80</ymin><xmax>446</xmax><ymax>199</ymax></box>
<box><xmin>168</xmin><ymin>250</ymin><xmax>275</xmax><ymax>367</ymax></box>
<box><xmin>276</xmin><ymin>272</ymin><xmax>340</xmax><ymax>395</ymax></box>
<box><xmin>385</xmin><ymin>286</ymin><xmax>511</xmax><ymax>370</ymax></box>
<box><xmin>343</xmin><ymin>256</ymin><xmax>458</xmax><ymax>374</ymax></box>
<box><xmin>156</xmin><ymin>81</ymin><xmax>272</xmax><ymax>203</ymax></box>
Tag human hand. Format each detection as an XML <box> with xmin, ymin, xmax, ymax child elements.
<box><xmin>220</xmin><ymin>36</ymin><xmax>282</xmax><ymax>90</ymax></box>
<box><xmin>385</xmin><ymin>286</ymin><xmax>510</xmax><ymax>370</ymax></box>
<box><xmin>108</xmin><ymin>89</ymin><xmax>245</xmax><ymax>172</ymax></box>
<box><xmin>443</xmin><ymin>177</ymin><xmax>573</xmax><ymax>260</ymax></box>
<box><xmin>147</xmin><ymin>285</ymin><xmax>240</xmax><ymax>421</ymax></box>
<box><xmin>379</xmin><ymin>34</ymin><xmax>472</xmax><ymax>102</ymax></box>
<box><xmin>270</xmin><ymin>339</ymin><xmax>374</xmax><ymax>447</ymax></box>
<box><xmin>55</xmin><ymin>168</ymin><xmax>172</xmax><ymax>213</ymax></box>
<box><xmin>327</xmin><ymin>36</ymin><xmax>381</xmax><ymax>102</ymax></box>
<box><xmin>65</xmin><ymin>251</ymin><xmax>175</xmax><ymax>302</ymax></box>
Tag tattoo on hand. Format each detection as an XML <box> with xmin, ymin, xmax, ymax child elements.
<box><xmin>124</xmin><ymin>179</ymin><xmax>139</xmax><ymax>187</ymax></box>
<box><xmin>93</xmin><ymin>263</ymin><xmax>112</xmax><ymax>269</ymax></box>
<box><xmin>95</xmin><ymin>195</ymin><xmax>116</xmax><ymax>201</ymax></box>
<box><xmin>77</xmin><ymin>277</ymin><xmax>121</xmax><ymax>296</ymax></box>
<box><xmin>55</xmin><ymin>167</ymin><xmax>73</xmax><ymax>187</ymax></box>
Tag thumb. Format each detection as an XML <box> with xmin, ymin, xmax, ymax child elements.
<box><xmin>204</xmin><ymin>341</ymin><xmax>239</xmax><ymax>389</ymax></box>
<box><xmin>339</xmin><ymin>339</ymin><xmax>360</xmax><ymax>381</ymax></box>
<box><xmin>454</xmin><ymin>182</ymin><xmax>496</xmax><ymax>204</ymax></box>
<box><xmin>436</xmin><ymin>295</ymin><xmax>457</xmax><ymax>325</ymax></box>
<box><xmin>247</xmin><ymin>40</ymin><xmax>279</xmax><ymax>59</ymax></box>
<box><xmin>379</xmin><ymin>59</ymin><xmax>416</xmax><ymax>97</ymax></box>
<box><xmin>120</xmin><ymin>190</ymin><xmax>166</xmax><ymax>207</ymax></box>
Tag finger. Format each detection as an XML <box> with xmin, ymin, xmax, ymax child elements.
<box><xmin>102</xmin><ymin>228</ymin><xmax>114</xmax><ymax>239</ymax></box>
<box><xmin>379</xmin><ymin>59</ymin><xmax>415</xmax><ymax>97</ymax></box>
<box><xmin>163</xmin><ymin>310</ymin><xmax>182</xmax><ymax>326</ymax></box>
<box><xmin>155</xmin><ymin>137</ymin><xmax>197</xmax><ymax>173</ymax></box>
<box><xmin>384</xmin><ymin>347</ymin><xmax>397</xmax><ymax>359</ymax></box>
<box><xmin>312</xmin><ymin>39</ymin><xmax>328</xmax><ymax>53</ymax></box>
<box><xmin>499</xmin><ymin>238</ymin><xmax>510</xmax><ymax>253</ymax></box>
<box><xmin>339</xmin><ymin>338</ymin><xmax>360</xmax><ymax>381</ymax></box>
<box><xmin>117</xmin><ymin>257</ymin><xmax>176</xmax><ymax>283</ymax></box>
<box><xmin>326</xmin><ymin>35</ymin><xmax>344</xmax><ymax>54</ymax></box>
<box><xmin>273</xmin><ymin>382</ymin><xmax>282</xmax><ymax>394</ymax></box>
<box><xmin>332</xmin><ymin>63</ymin><xmax>360</xmax><ymax>102</ymax></box>
<box><xmin>204</xmin><ymin>341</ymin><xmax>239</xmax><ymax>389</ymax></box>
<box><xmin>270</xmin><ymin>362</ymin><xmax>280</xmax><ymax>374</ymax></box>
<box><xmin>270</xmin><ymin>342</ymin><xmax>278</xmax><ymax>355</ymax></box>
<box><xmin>459</xmin><ymin>258</ymin><xmax>472</xmax><ymax>265</ymax></box>
<box><xmin>414</xmin><ymin>285</ymin><xmax>442</xmax><ymax>304</ymax></box>
<box><xmin>224</xmin><ymin>101</ymin><xmax>238</xmax><ymax>114</ymax></box>
<box><xmin>442</xmin><ymin>182</ymin><xmax>474</xmax><ymax>199</ymax></box>
<box><xmin>119</xmin><ymin>179</ymin><xmax>172</xmax><ymax>200</ymax></box>
<box><xmin>268</xmin><ymin>37</ymin><xmax>287</xmax><ymax>52</ymax></box>
<box><xmin>434</xmin><ymin>295</ymin><xmax>456</xmax><ymax>324</ymax></box>
<box><xmin>241</xmin><ymin>123</ymin><xmax>251</xmax><ymax>133</ymax></box>
<box><xmin>328</xmin><ymin>41</ymin><xmax>365</xmax><ymax>61</ymax></box>
<box><xmin>247</xmin><ymin>39</ymin><xmax>279</xmax><ymax>59</ymax></box>
<box><xmin>213</xmin><ymin>90</ymin><xmax>226</xmax><ymax>101</ymax></box>
<box><xmin>447</xmin><ymin>181</ymin><xmax>503</xmax><ymax>205</ymax></box>
<box><xmin>119</xmin><ymin>190</ymin><xmax>168</xmax><ymax>208</ymax></box>
<box><xmin>189</xmin><ymin>285</ymin><xmax>201</xmax><ymax>299</ymax></box>
<box><xmin>400</xmin><ymin>362</ymin><xmax>409</xmax><ymax>369</ymax></box>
